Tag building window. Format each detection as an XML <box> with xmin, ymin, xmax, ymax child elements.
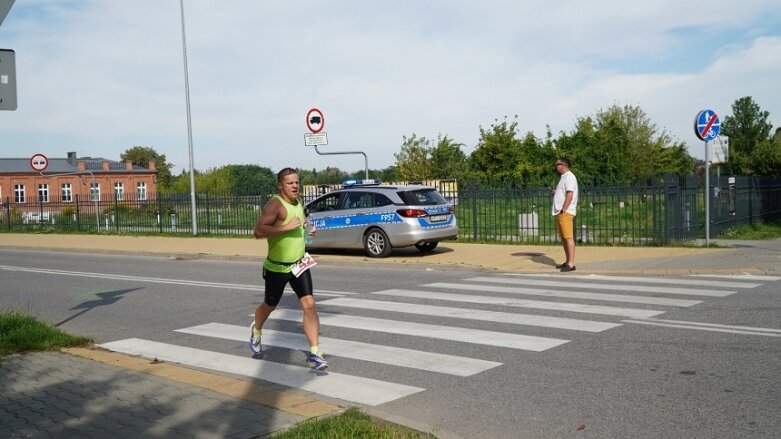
<box><xmin>114</xmin><ymin>182</ymin><xmax>124</xmax><ymax>200</ymax></box>
<box><xmin>90</xmin><ymin>183</ymin><xmax>100</xmax><ymax>202</ymax></box>
<box><xmin>38</xmin><ymin>184</ymin><xmax>50</xmax><ymax>203</ymax></box>
<box><xmin>14</xmin><ymin>184</ymin><xmax>25</xmax><ymax>203</ymax></box>
<box><xmin>62</xmin><ymin>183</ymin><xmax>73</xmax><ymax>202</ymax></box>
<box><xmin>137</xmin><ymin>182</ymin><xmax>147</xmax><ymax>200</ymax></box>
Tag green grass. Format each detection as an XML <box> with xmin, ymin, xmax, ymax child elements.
<box><xmin>270</xmin><ymin>407</ymin><xmax>437</xmax><ymax>439</ymax></box>
<box><xmin>0</xmin><ymin>311</ymin><xmax>93</xmax><ymax>356</ymax></box>
<box><xmin>717</xmin><ymin>219</ymin><xmax>781</xmax><ymax>240</ymax></box>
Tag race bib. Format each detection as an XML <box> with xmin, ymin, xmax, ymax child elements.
<box><xmin>291</xmin><ymin>252</ymin><xmax>317</xmax><ymax>278</ymax></box>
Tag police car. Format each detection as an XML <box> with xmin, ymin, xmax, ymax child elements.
<box><xmin>304</xmin><ymin>180</ymin><xmax>458</xmax><ymax>257</ymax></box>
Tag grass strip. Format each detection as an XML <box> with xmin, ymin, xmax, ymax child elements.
<box><xmin>717</xmin><ymin>219</ymin><xmax>781</xmax><ymax>240</ymax></box>
<box><xmin>0</xmin><ymin>311</ymin><xmax>93</xmax><ymax>356</ymax></box>
<box><xmin>270</xmin><ymin>407</ymin><xmax>437</xmax><ymax>439</ymax></box>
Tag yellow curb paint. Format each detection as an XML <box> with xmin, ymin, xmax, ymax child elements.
<box><xmin>62</xmin><ymin>347</ymin><xmax>342</xmax><ymax>419</ymax></box>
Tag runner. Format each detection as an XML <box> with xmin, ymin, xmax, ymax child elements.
<box><xmin>249</xmin><ymin>167</ymin><xmax>326</xmax><ymax>370</ymax></box>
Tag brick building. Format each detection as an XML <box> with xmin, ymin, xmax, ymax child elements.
<box><xmin>1</xmin><ymin>152</ymin><xmax>158</xmax><ymax>221</ymax></box>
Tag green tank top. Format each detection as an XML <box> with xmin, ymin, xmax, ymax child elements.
<box><xmin>263</xmin><ymin>195</ymin><xmax>306</xmax><ymax>273</ymax></box>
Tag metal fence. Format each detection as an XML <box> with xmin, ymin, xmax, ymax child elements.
<box><xmin>709</xmin><ymin>175</ymin><xmax>781</xmax><ymax>238</ymax></box>
<box><xmin>449</xmin><ymin>175</ymin><xmax>700</xmax><ymax>245</ymax></box>
<box><xmin>3</xmin><ymin>175</ymin><xmax>780</xmax><ymax>245</ymax></box>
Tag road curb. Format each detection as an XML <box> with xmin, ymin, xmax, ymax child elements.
<box><xmin>63</xmin><ymin>346</ymin><xmax>343</xmax><ymax>419</ymax></box>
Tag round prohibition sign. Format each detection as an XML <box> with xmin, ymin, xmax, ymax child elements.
<box><xmin>694</xmin><ymin>109</ymin><xmax>720</xmax><ymax>142</ymax></box>
<box><xmin>30</xmin><ymin>153</ymin><xmax>49</xmax><ymax>172</ymax></box>
<box><xmin>306</xmin><ymin>108</ymin><xmax>325</xmax><ymax>133</ymax></box>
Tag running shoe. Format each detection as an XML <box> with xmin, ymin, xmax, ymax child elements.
<box><xmin>249</xmin><ymin>322</ymin><xmax>262</xmax><ymax>355</ymax></box>
<box><xmin>307</xmin><ymin>351</ymin><xmax>328</xmax><ymax>370</ymax></box>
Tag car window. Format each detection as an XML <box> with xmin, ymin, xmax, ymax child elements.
<box><xmin>307</xmin><ymin>193</ymin><xmax>341</xmax><ymax>212</ymax></box>
<box><xmin>343</xmin><ymin>191</ymin><xmax>373</xmax><ymax>209</ymax></box>
<box><xmin>397</xmin><ymin>189</ymin><xmax>447</xmax><ymax>205</ymax></box>
<box><xmin>372</xmin><ymin>193</ymin><xmax>393</xmax><ymax>207</ymax></box>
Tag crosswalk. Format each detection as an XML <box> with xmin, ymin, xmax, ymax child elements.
<box><xmin>99</xmin><ymin>273</ymin><xmax>780</xmax><ymax>406</ymax></box>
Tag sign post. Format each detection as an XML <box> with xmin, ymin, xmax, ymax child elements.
<box><xmin>0</xmin><ymin>48</ymin><xmax>17</xmax><ymax>111</ymax></box>
<box><xmin>305</xmin><ymin>108</ymin><xmax>369</xmax><ymax>179</ymax></box>
<box><xmin>1</xmin><ymin>1</ymin><xmax>17</xmax><ymax>111</ymax></box>
<box><xmin>694</xmin><ymin>109</ymin><xmax>721</xmax><ymax>246</ymax></box>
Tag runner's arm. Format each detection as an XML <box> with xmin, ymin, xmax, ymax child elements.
<box><xmin>254</xmin><ymin>199</ymin><xmax>302</xmax><ymax>239</ymax></box>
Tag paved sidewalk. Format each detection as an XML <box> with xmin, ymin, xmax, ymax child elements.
<box><xmin>2</xmin><ymin>233</ymin><xmax>779</xmax><ymax>274</ymax></box>
<box><xmin>1</xmin><ymin>349</ymin><xmax>328</xmax><ymax>439</ymax></box>
<box><xmin>1</xmin><ymin>234</ymin><xmax>779</xmax><ymax>438</ymax></box>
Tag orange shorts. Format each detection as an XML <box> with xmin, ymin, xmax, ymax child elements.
<box><xmin>556</xmin><ymin>212</ymin><xmax>575</xmax><ymax>240</ymax></box>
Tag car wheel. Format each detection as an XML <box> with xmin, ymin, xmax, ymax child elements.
<box><xmin>364</xmin><ymin>228</ymin><xmax>392</xmax><ymax>258</ymax></box>
<box><xmin>414</xmin><ymin>241</ymin><xmax>439</xmax><ymax>252</ymax></box>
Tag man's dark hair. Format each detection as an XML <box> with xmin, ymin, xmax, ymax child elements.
<box><xmin>277</xmin><ymin>167</ymin><xmax>299</xmax><ymax>183</ymax></box>
<box><xmin>558</xmin><ymin>157</ymin><xmax>572</xmax><ymax>168</ymax></box>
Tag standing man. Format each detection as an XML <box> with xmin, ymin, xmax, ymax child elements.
<box><xmin>250</xmin><ymin>167</ymin><xmax>326</xmax><ymax>370</ymax></box>
<box><xmin>551</xmin><ymin>157</ymin><xmax>578</xmax><ymax>272</ymax></box>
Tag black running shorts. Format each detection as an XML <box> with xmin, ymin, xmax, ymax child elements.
<box><xmin>262</xmin><ymin>268</ymin><xmax>314</xmax><ymax>307</ymax></box>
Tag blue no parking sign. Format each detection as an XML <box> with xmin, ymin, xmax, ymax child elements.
<box><xmin>694</xmin><ymin>109</ymin><xmax>720</xmax><ymax>141</ymax></box>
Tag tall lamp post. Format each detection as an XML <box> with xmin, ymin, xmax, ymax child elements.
<box><xmin>179</xmin><ymin>0</ymin><xmax>197</xmax><ymax>235</ymax></box>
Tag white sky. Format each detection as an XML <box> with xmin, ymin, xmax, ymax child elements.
<box><xmin>1</xmin><ymin>1</ymin><xmax>780</xmax><ymax>175</ymax></box>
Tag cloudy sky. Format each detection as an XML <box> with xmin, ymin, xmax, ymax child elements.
<box><xmin>1</xmin><ymin>1</ymin><xmax>780</xmax><ymax>175</ymax></box>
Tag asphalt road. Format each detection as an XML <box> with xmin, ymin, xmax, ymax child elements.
<box><xmin>1</xmin><ymin>248</ymin><xmax>779</xmax><ymax>438</ymax></box>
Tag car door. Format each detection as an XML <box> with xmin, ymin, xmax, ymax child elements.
<box><xmin>334</xmin><ymin>191</ymin><xmax>373</xmax><ymax>246</ymax></box>
<box><xmin>304</xmin><ymin>192</ymin><xmax>343</xmax><ymax>247</ymax></box>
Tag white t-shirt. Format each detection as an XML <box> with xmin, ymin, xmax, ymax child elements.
<box><xmin>551</xmin><ymin>170</ymin><xmax>578</xmax><ymax>216</ymax></box>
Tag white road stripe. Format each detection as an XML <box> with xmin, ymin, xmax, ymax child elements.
<box><xmin>690</xmin><ymin>274</ymin><xmax>781</xmax><ymax>282</ymax></box>
<box><xmin>623</xmin><ymin>319</ymin><xmax>781</xmax><ymax>337</ymax></box>
<box><xmin>371</xmin><ymin>289</ymin><xmax>665</xmax><ymax>319</ymax></box>
<box><xmin>99</xmin><ymin>338</ymin><xmax>425</xmax><ymax>406</ymax></box>
<box><xmin>506</xmin><ymin>274</ymin><xmax>761</xmax><ymax>289</ymax></box>
<box><xmin>266</xmin><ymin>309</ymin><xmax>570</xmax><ymax>352</ymax></box>
<box><xmin>176</xmin><ymin>323</ymin><xmax>501</xmax><ymax>376</ymax></box>
<box><xmin>319</xmin><ymin>297</ymin><xmax>619</xmax><ymax>333</ymax></box>
<box><xmin>424</xmin><ymin>282</ymin><xmax>702</xmax><ymax>307</ymax></box>
<box><xmin>465</xmin><ymin>277</ymin><xmax>735</xmax><ymax>297</ymax></box>
<box><xmin>0</xmin><ymin>264</ymin><xmax>352</xmax><ymax>296</ymax></box>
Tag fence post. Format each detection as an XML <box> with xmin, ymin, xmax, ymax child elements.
<box><xmin>114</xmin><ymin>192</ymin><xmax>120</xmax><ymax>233</ymax></box>
<box><xmin>158</xmin><ymin>195</ymin><xmax>163</xmax><ymax>233</ymax></box>
<box><xmin>205</xmin><ymin>192</ymin><xmax>211</xmax><ymax>234</ymax></box>
<box><xmin>663</xmin><ymin>174</ymin><xmax>679</xmax><ymax>245</ymax></box>
<box><xmin>4</xmin><ymin>197</ymin><xmax>9</xmax><ymax>231</ymax></box>
<box><xmin>470</xmin><ymin>178</ymin><xmax>478</xmax><ymax>240</ymax></box>
<box><xmin>74</xmin><ymin>193</ymin><xmax>81</xmax><ymax>232</ymax></box>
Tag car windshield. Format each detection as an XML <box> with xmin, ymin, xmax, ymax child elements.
<box><xmin>397</xmin><ymin>189</ymin><xmax>447</xmax><ymax>206</ymax></box>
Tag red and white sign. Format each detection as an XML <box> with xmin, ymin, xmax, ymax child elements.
<box><xmin>30</xmin><ymin>153</ymin><xmax>49</xmax><ymax>172</ymax></box>
<box><xmin>306</xmin><ymin>108</ymin><xmax>325</xmax><ymax>133</ymax></box>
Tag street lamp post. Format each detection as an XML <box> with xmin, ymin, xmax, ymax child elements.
<box><xmin>179</xmin><ymin>0</ymin><xmax>197</xmax><ymax>235</ymax></box>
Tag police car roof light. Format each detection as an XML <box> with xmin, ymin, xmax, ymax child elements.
<box><xmin>342</xmin><ymin>178</ymin><xmax>382</xmax><ymax>187</ymax></box>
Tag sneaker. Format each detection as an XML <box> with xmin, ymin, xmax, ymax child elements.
<box><xmin>555</xmin><ymin>262</ymin><xmax>566</xmax><ymax>269</ymax></box>
<box><xmin>560</xmin><ymin>264</ymin><xmax>576</xmax><ymax>272</ymax></box>
<box><xmin>307</xmin><ymin>351</ymin><xmax>328</xmax><ymax>370</ymax></box>
<box><xmin>249</xmin><ymin>322</ymin><xmax>262</xmax><ymax>355</ymax></box>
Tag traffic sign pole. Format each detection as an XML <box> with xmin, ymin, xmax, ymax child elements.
<box><xmin>694</xmin><ymin>109</ymin><xmax>720</xmax><ymax>247</ymax></box>
<box><xmin>702</xmin><ymin>132</ymin><xmax>709</xmax><ymax>247</ymax></box>
<box><xmin>305</xmin><ymin>108</ymin><xmax>369</xmax><ymax>179</ymax></box>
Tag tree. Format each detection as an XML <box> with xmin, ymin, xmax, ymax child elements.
<box><xmin>595</xmin><ymin>104</ymin><xmax>693</xmax><ymax>183</ymax></box>
<box><xmin>430</xmin><ymin>135</ymin><xmax>467</xmax><ymax>180</ymax></box>
<box><xmin>721</xmin><ymin>96</ymin><xmax>773</xmax><ymax>175</ymax></box>
<box><xmin>750</xmin><ymin>128</ymin><xmax>781</xmax><ymax>176</ymax></box>
<box><xmin>514</xmin><ymin>130</ymin><xmax>557</xmax><ymax>187</ymax></box>
<box><xmin>229</xmin><ymin>165</ymin><xmax>276</xmax><ymax>195</ymax></box>
<box><xmin>469</xmin><ymin>116</ymin><xmax>523</xmax><ymax>182</ymax></box>
<box><xmin>556</xmin><ymin>104</ymin><xmax>694</xmax><ymax>185</ymax></box>
<box><xmin>394</xmin><ymin>134</ymin><xmax>432</xmax><ymax>181</ymax></box>
<box><xmin>121</xmin><ymin>146</ymin><xmax>174</xmax><ymax>190</ymax></box>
